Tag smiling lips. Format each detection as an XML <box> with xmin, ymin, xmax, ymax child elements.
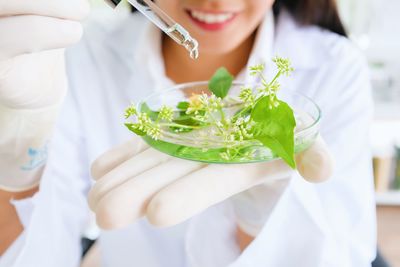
<box><xmin>186</xmin><ymin>9</ymin><xmax>237</xmax><ymax>31</ymax></box>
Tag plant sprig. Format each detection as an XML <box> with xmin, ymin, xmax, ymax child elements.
<box><xmin>124</xmin><ymin>57</ymin><xmax>297</xmax><ymax>167</ymax></box>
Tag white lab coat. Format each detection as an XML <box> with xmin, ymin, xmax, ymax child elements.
<box><xmin>0</xmin><ymin>9</ymin><xmax>376</xmax><ymax>267</ymax></box>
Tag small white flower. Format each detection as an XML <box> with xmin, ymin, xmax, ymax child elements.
<box><xmin>273</xmin><ymin>57</ymin><xmax>294</xmax><ymax>76</ymax></box>
<box><xmin>124</xmin><ymin>104</ymin><xmax>137</xmax><ymax>119</ymax></box>
<box><xmin>187</xmin><ymin>94</ymin><xmax>206</xmax><ymax>115</ymax></box>
<box><xmin>239</xmin><ymin>87</ymin><xmax>255</xmax><ymax>107</ymax></box>
<box><xmin>159</xmin><ymin>105</ymin><xmax>174</xmax><ymax>121</ymax></box>
<box><xmin>147</xmin><ymin>125</ymin><xmax>161</xmax><ymax>140</ymax></box>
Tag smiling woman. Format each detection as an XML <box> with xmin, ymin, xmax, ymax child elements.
<box><xmin>130</xmin><ymin>0</ymin><xmax>347</xmax><ymax>83</ymax></box>
<box><xmin>0</xmin><ymin>0</ymin><xmax>378</xmax><ymax>266</ymax></box>
<box><xmin>186</xmin><ymin>9</ymin><xmax>237</xmax><ymax>31</ymax></box>
<box><xmin>132</xmin><ymin>0</ymin><xmax>346</xmax><ymax>35</ymax></box>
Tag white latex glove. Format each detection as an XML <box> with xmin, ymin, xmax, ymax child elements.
<box><xmin>0</xmin><ymin>0</ymin><xmax>90</xmax><ymax>191</ymax></box>
<box><xmin>89</xmin><ymin>135</ymin><xmax>334</xmax><ymax>230</ymax></box>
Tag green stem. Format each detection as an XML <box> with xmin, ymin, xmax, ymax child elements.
<box><xmin>190</xmin><ymin>116</ymin><xmax>208</xmax><ymax>124</ymax></box>
<box><xmin>160</xmin><ymin>123</ymin><xmax>201</xmax><ymax>129</ymax></box>
<box><xmin>208</xmin><ymin>112</ymin><xmax>225</xmax><ymax>135</ymax></box>
<box><xmin>232</xmin><ymin>106</ymin><xmax>251</xmax><ymax>121</ymax></box>
<box><xmin>233</xmin><ymin>71</ymin><xmax>283</xmax><ymax>122</ymax></box>
<box><xmin>268</xmin><ymin>71</ymin><xmax>282</xmax><ymax>91</ymax></box>
<box><xmin>232</xmin><ymin>71</ymin><xmax>280</xmax><ymax>122</ymax></box>
<box><xmin>218</xmin><ymin>107</ymin><xmax>227</xmax><ymax>124</ymax></box>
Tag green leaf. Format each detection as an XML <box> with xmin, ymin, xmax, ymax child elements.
<box><xmin>251</xmin><ymin>96</ymin><xmax>296</xmax><ymax>168</ymax></box>
<box><xmin>125</xmin><ymin>123</ymin><xmax>146</xmax><ymax>136</ymax></box>
<box><xmin>255</xmin><ymin>135</ymin><xmax>296</xmax><ymax>168</ymax></box>
<box><xmin>173</xmin><ymin>115</ymin><xmax>200</xmax><ymax>126</ymax></box>
<box><xmin>177</xmin><ymin>101</ymin><xmax>190</xmax><ymax>110</ymax></box>
<box><xmin>208</xmin><ymin>67</ymin><xmax>234</xmax><ymax>99</ymax></box>
<box><xmin>174</xmin><ymin>115</ymin><xmax>194</xmax><ymax>123</ymax></box>
<box><xmin>140</xmin><ymin>103</ymin><xmax>159</xmax><ymax>121</ymax></box>
<box><xmin>251</xmin><ymin>97</ymin><xmax>268</xmax><ymax>122</ymax></box>
<box><xmin>170</xmin><ymin>112</ymin><xmax>203</xmax><ymax>133</ymax></box>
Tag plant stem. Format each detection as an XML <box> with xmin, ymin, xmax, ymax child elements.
<box><xmin>232</xmin><ymin>106</ymin><xmax>251</xmax><ymax>121</ymax></box>
<box><xmin>218</xmin><ymin>107</ymin><xmax>227</xmax><ymax>124</ymax></box>
<box><xmin>208</xmin><ymin>112</ymin><xmax>225</xmax><ymax>135</ymax></box>
<box><xmin>268</xmin><ymin>71</ymin><xmax>281</xmax><ymax>89</ymax></box>
<box><xmin>160</xmin><ymin>123</ymin><xmax>201</xmax><ymax>129</ymax></box>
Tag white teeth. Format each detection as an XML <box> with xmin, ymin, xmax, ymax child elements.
<box><xmin>190</xmin><ymin>10</ymin><xmax>234</xmax><ymax>24</ymax></box>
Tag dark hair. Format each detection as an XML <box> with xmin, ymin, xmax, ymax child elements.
<box><xmin>131</xmin><ymin>0</ymin><xmax>347</xmax><ymax>37</ymax></box>
<box><xmin>273</xmin><ymin>0</ymin><xmax>347</xmax><ymax>36</ymax></box>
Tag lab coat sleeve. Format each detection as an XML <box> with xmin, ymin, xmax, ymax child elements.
<box><xmin>313</xmin><ymin>43</ymin><xmax>377</xmax><ymax>266</ymax></box>
<box><xmin>7</xmin><ymin>87</ymin><xmax>92</xmax><ymax>267</ymax></box>
<box><xmin>185</xmin><ymin>42</ymin><xmax>376</xmax><ymax>267</ymax></box>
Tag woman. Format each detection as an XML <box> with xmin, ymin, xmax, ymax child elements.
<box><xmin>0</xmin><ymin>0</ymin><xmax>376</xmax><ymax>266</ymax></box>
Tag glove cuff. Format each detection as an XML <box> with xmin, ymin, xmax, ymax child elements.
<box><xmin>0</xmin><ymin>103</ymin><xmax>61</xmax><ymax>192</ymax></box>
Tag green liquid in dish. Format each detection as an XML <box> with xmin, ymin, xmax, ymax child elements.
<box><xmin>143</xmin><ymin>135</ymin><xmax>316</xmax><ymax>164</ymax></box>
<box><xmin>142</xmin><ymin>111</ymin><xmax>318</xmax><ymax>164</ymax></box>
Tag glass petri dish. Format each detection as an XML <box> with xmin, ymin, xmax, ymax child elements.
<box><xmin>138</xmin><ymin>81</ymin><xmax>320</xmax><ymax>164</ymax></box>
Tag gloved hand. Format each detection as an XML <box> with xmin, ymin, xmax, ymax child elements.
<box><xmin>0</xmin><ymin>0</ymin><xmax>90</xmax><ymax>192</ymax></box>
<box><xmin>89</xmin><ymin>135</ymin><xmax>334</xmax><ymax>230</ymax></box>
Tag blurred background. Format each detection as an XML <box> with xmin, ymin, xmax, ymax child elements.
<box><xmin>89</xmin><ymin>0</ymin><xmax>400</xmax><ymax>265</ymax></box>
<box><xmin>338</xmin><ymin>1</ymin><xmax>400</xmax><ymax>266</ymax></box>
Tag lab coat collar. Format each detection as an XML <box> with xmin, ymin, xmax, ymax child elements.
<box><xmin>244</xmin><ymin>9</ymin><xmax>330</xmax><ymax>75</ymax></box>
<box><xmin>242</xmin><ymin>9</ymin><xmax>328</xmax><ymax>81</ymax></box>
<box><xmin>273</xmin><ymin>10</ymin><xmax>329</xmax><ymax>70</ymax></box>
<box><xmin>238</xmin><ymin>11</ymin><xmax>275</xmax><ymax>82</ymax></box>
